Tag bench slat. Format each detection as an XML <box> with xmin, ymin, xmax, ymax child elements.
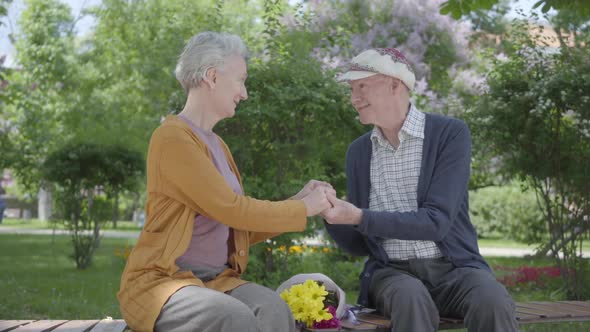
<box><xmin>515</xmin><ymin>311</ymin><xmax>546</xmax><ymax>320</ymax></box>
<box><xmin>52</xmin><ymin>320</ymin><xmax>101</xmax><ymax>332</ymax></box>
<box><xmin>10</xmin><ymin>320</ymin><xmax>68</xmax><ymax>332</ymax></box>
<box><xmin>519</xmin><ymin>302</ymin><xmax>586</xmax><ymax>316</ymax></box>
<box><xmin>2</xmin><ymin>301</ymin><xmax>589</xmax><ymax>331</ymax></box>
<box><xmin>88</xmin><ymin>319</ymin><xmax>127</xmax><ymax>332</ymax></box>
<box><xmin>559</xmin><ymin>301</ymin><xmax>590</xmax><ymax>309</ymax></box>
<box><xmin>340</xmin><ymin>301</ymin><xmax>590</xmax><ymax>330</ymax></box>
<box><xmin>539</xmin><ymin>301</ymin><xmax>590</xmax><ymax>314</ymax></box>
<box><xmin>0</xmin><ymin>321</ymin><xmax>36</xmax><ymax>332</ymax></box>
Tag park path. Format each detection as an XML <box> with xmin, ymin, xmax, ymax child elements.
<box><xmin>1</xmin><ymin>225</ymin><xmax>587</xmax><ymax>257</ymax></box>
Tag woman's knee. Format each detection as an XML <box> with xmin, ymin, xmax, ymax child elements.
<box><xmin>230</xmin><ymin>283</ymin><xmax>295</xmax><ymax>332</ymax></box>
<box><xmin>156</xmin><ymin>286</ymin><xmax>259</xmax><ymax>332</ymax></box>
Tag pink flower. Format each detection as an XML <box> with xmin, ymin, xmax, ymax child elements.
<box><xmin>312</xmin><ymin>306</ymin><xmax>341</xmax><ymax>329</ymax></box>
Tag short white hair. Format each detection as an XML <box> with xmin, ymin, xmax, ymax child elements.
<box><xmin>175</xmin><ymin>31</ymin><xmax>248</xmax><ymax>92</ymax></box>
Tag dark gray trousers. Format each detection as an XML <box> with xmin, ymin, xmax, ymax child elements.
<box><xmin>154</xmin><ymin>283</ymin><xmax>296</xmax><ymax>332</ymax></box>
<box><xmin>369</xmin><ymin>258</ymin><xmax>518</xmax><ymax>332</ymax></box>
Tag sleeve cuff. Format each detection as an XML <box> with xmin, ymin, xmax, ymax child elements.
<box><xmin>355</xmin><ymin>208</ymin><xmax>371</xmax><ymax>235</ymax></box>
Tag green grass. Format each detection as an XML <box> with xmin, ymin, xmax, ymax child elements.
<box><xmin>477</xmin><ymin>237</ymin><xmax>537</xmax><ymax>249</ymax></box>
<box><xmin>1</xmin><ymin>233</ymin><xmax>589</xmax><ymax>331</ymax></box>
<box><xmin>0</xmin><ymin>233</ymin><xmax>135</xmax><ymax>319</ymax></box>
<box><xmin>1</xmin><ymin>218</ymin><xmax>142</xmax><ymax>231</ymax></box>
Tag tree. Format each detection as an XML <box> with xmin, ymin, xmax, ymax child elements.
<box><xmin>0</xmin><ymin>0</ymin><xmax>11</xmax><ymax>25</ymax></box>
<box><xmin>43</xmin><ymin>142</ymin><xmax>144</xmax><ymax>269</ymax></box>
<box><xmin>1</xmin><ymin>0</ymin><xmax>75</xmax><ymax>191</ymax></box>
<box><xmin>440</xmin><ymin>0</ymin><xmax>590</xmax><ymax>19</ymax></box>
<box><xmin>216</xmin><ymin>0</ymin><xmax>366</xmax><ymax>281</ymax></box>
<box><xmin>472</xmin><ymin>22</ymin><xmax>590</xmax><ymax>298</ymax></box>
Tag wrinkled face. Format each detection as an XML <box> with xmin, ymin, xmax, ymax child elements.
<box><xmin>348</xmin><ymin>74</ymin><xmax>398</xmax><ymax>126</ymax></box>
<box><xmin>210</xmin><ymin>55</ymin><xmax>248</xmax><ymax>120</ymax></box>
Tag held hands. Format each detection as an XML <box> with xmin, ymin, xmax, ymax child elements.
<box><xmin>294</xmin><ymin>180</ymin><xmax>362</xmax><ymax>223</ymax></box>
<box><xmin>291</xmin><ymin>180</ymin><xmax>334</xmax><ymax>201</ymax></box>
<box><xmin>301</xmin><ymin>186</ymin><xmax>335</xmax><ymax>217</ymax></box>
<box><xmin>321</xmin><ymin>193</ymin><xmax>363</xmax><ymax>225</ymax></box>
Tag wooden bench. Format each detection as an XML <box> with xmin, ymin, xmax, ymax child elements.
<box><xmin>2</xmin><ymin>301</ymin><xmax>590</xmax><ymax>331</ymax></box>
<box><xmin>337</xmin><ymin>300</ymin><xmax>590</xmax><ymax>331</ymax></box>
<box><xmin>0</xmin><ymin>319</ymin><xmax>128</xmax><ymax>332</ymax></box>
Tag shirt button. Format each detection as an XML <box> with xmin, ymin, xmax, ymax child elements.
<box><xmin>238</xmin><ymin>250</ymin><xmax>246</xmax><ymax>257</ymax></box>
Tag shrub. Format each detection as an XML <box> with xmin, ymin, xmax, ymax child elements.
<box><xmin>469</xmin><ymin>183</ymin><xmax>545</xmax><ymax>243</ymax></box>
<box><xmin>43</xmin><ymin>142</ymin><xmax>144</xmax><ymax>269</ymax></box>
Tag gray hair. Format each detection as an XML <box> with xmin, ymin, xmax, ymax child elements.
<box><xmin>175</xmin><ymin>31</ymin><xmax>248</xmax><ymax>92</ymax></box>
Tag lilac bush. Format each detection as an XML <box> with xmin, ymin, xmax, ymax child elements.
<box><xmin>302</xmin><ymin>0</ymin><xmax>483</xmax><ymax>115</ymax></box>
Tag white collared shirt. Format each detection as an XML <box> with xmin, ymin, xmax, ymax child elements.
<box><xmin>368</xmin><ymin>104</ymin><xmax>443</xmax><ymax>260</ymax></box>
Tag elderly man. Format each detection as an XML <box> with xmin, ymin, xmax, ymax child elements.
<box><xmin>322</xmin><ymin>48</ymin><xmax>518</xmax><ymax>332</ymax></box>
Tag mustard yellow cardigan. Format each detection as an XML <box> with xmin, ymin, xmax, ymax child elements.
<box><xmin>118</xmin><ymin>115</ymin><xmax>307</xmax><ymax>332</ymax></box>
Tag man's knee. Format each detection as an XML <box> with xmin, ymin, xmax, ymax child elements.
<box><xmin>465</xmin><ymin>284</ymin><xmax>518</xmax><ymax>332</ymax></box>
<box><xmin>471</xmin><ymin>286</ymin><xmax>514</xmax><ymax>316</ymax></box>
<box><xmin>382</xmin><ymin>279</ymin><xmax>438</xmax><ymax>331</ymax></box>
<box><xmin>389</xmin><ymin>278</ymin><xmax>433</xmax><ymax>306</ymax></box>
<box><xmin>380</xmin><ymin>278</ymin><xmax>438</xmax><ymax>322</ymax></box>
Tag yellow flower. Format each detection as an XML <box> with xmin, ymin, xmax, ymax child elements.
<box><xmin>311</xmin><ymin>306</ymin><xmax>333</xmax><ymax>324</ymax></box>
<box><xmin>280</xmin><ymin>279</ymin><xmax>333</xmax><ymax>328</ymax></box>
<box><xmin>289</xmin><ymin>245</ymin><xmax>303</xmax><ymax>254</ymax></box>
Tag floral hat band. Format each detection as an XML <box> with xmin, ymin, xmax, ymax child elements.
<box><xmin>337</xmin><ymin>48</ymin><xmax>416</xmax><ymax>91</ymax></box>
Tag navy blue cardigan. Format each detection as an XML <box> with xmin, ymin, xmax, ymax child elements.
<box><xmin>325</xmin><ymin>113</ymin><xmax>490</xmax><ymax>307</ymax></box>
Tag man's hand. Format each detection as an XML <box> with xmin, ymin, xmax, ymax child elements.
<box><xmin>321</xmin><ymin>194</ymin><xmax>363</xmax><ymax>225</ymax></box>
<box><xmin>291</xmin><ymin>179</ymin><xmax>334</xmax><ymax>200</ymax></box>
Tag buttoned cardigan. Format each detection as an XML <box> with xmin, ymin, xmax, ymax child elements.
<box><xmin>325</xmin><ymin>113</ymin><xmax>490</xmax><ymax>307</ymax></box>
<box><xmin>118</xmin><ymin>115</ymin><xmax>307</xmax><ymax>332</ymax></box>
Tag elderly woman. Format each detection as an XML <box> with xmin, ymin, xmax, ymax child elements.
<box><xmin>118</xmin><ymin>31</ymin><xmax>333</xmax><ymax>332</ymax></box>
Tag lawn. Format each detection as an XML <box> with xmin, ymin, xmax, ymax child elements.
<box><xmin>0</xmin><ymin>233</ymin><xmax>135</xmax><ymax>319</ymax></box>
<box><xmin>1</xmin><ymin>233</ymin><xmax>589</xmax><ymax>331</ymax></box>
<box><xmin>1</xmin><ymin>218</ymin><xmax>142</xmax><ymax>231</ymax></box>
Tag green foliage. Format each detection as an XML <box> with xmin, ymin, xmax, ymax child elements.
<box><xmin>43</xmin><ymin>143</ymin><xmax>144</xmax><ymax>196</ymax></box>
<box><xmin>0</xmin><ymin>0</ymin><xmax>12</xmax><ymax>25</ymax></box>
<box><xmin>243</xmin><ymin>243</ymin><xmax>364</xmax><ymax>294</ymax></box>
<box><xmin>472</xmin><ymin>25</ymin><xmax>590</xmax><ymax>298</ymax></box>
<box><xmin>440</xmin><ymin>0</ymin><xmax>590</xmax><ymax>19</ymax></box>
<box><xmin>440</xmin><ymin>0</ymin><xmax>498</xmax><ymax>19</ymax></box>
<box><xmin>1</xmin><ymin>0</ymin><xmax>76</xmax><ymax>191</ymax></box>
<box><xmin>219</xmin><ymin>44</ymin><xmax>361</xmax><ymax>200</ymax></box>
<box><xmin>532</xmin><ymin>0</ymin><xmax>590</xmax><ymax>17</ymax></box>
<box><xmin>42</xmin><ymin>142</ymin><xmax>144</xmax><ymax>269</ymax></box>
<box><xmin>469</xmin><ymin>183</ymin><xmax>545</xmax><ymax>243</ymax></box>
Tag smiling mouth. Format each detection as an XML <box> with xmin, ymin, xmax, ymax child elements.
<box><xmin>356</xmin><ymin>104</ymin><xmax>370</xmax><ymax>111</ymax></box>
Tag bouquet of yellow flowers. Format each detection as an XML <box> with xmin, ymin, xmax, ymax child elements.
<box><xmin>280</xmin><ymin>279</ymin><xmax>334</xmax><ymax>328</ymax></box>
<box><xmin>278</xmin><ymin>274</ymin><xmax>345</xmax><ymax>330</ymax></box>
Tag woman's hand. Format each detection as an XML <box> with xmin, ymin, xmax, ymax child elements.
<box><xmin>291</xmin><ymin>180</ymin><xmax>333</xmax><ymax>201</ymax></box>
<box><xmin>301</xmin><ymin>187</ymin><xmax>334</xmax><ymax>217</ymax></box>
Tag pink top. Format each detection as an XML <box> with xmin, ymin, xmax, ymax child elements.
<box><xmin>175</xmin><ymin>115</ymin><xmax>243</xmax><ymax>272</ymax></box>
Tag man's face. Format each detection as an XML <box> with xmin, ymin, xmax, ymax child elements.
<box><xmin>348</xmin><ymin>74</ymin><xmax>398</xmax><ymax>126</ymax></box>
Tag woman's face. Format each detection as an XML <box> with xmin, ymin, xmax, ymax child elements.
<box><xmin>210</xmin><ymin>55</ymin><xmax>248</xmax><ymax>120</ymax></box>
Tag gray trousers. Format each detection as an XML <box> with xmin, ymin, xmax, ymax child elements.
<box><xmin>155</xmin><ymin>283</ymin><xmax>296</xmax><ymax>332</ymax></box>
<box><xmin>369</xmin><ymin>258</ymin><xmax>518</xmax><ymax>332</ymax></box>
